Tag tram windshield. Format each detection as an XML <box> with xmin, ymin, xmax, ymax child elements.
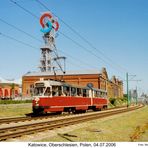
<box><xmin>34</xmin><ymin>87</ymin><xmax>45</xmax><ymax>96</ymax></box>
<box><xmin>44</xmin><ymin>87</ymin><xmax>51</xmax><ymax>96</ymax></box>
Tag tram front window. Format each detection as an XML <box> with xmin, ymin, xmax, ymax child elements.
<box><xmin>44</xmin><ymin>87</ymin><xmax>51</xmax><ymax>96</ymax></box>
<box><xmin>34</xmin><ymin>87</ymin><xmax>45</xmax><ymax>96</ymax></box>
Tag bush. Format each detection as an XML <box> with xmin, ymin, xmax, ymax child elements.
<box><xmin>109</xmin><ymin>97</ymin><xmax>128</xmax><ymax>107</ymax></box>
<box><xmin>109</xmin><ymin>98</ymin><xmax>116</xmax><ymax>106</ymax></box>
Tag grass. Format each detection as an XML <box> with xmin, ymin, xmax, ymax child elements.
<box><xmin>0</xmin><ymin>100</ymin><xmax>32</xmax><ymax>104</ymax></box>
<box><xmin>0</xmin><ymin>97</ymin><xmax>125</xmax><ymax>118</ymax></box>
<box><xmin>0</xmin><ymin>103</ymin><xmax>32</xmax><ymax>117</ymax></box>
<box><xmin>0</xmin><ymin>98</ymin><xmax>147</xmax><ymax>141</ymax></box>
<box><xmin>39</xmin><ymin>106</ymin><xmax>148</xmax><ymax>142</ymax></box>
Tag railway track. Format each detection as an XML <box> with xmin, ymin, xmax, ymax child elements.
<box><xmin>0</xmin><ymin>105</ymin><xmax>127</xmax><ymax>125</ymax></box>
<box><xmin>0</xmin><ymin>105</ymin><xmax>143</xmax><ymax>141</ymax></box>
<box><xmin>0</xmin><ymin>114</ymin><xmax>66</xmax><ymax>125</ymax></box>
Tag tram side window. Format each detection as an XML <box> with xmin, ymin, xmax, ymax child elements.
<box><xmin>94</xmin><ymin>91</ymin><xmax>99</xmax><ymax>98</ymax></box>
<box><xmin>100</xmin><ymin>92</ymin><xmax>103</xmax><ymax>97</ymax></box>
<box><xmin>77</xmin><ymin>88</ymin><xmax>82</xmax><ymax>97</ymax></box>
<box><xmin>83</xmin><ymin>89</ymin><xmax>86</xmax><ymax>97</ymax></box>
<box><xmin>105</xmin><ymin>92</ymin><xmax>107</xmax><ymax>98</ymax></box>
<box><xmin>71</xmin><ymin>87</ymin><xmax>76</xmax><ymax>96</ymax></box>
<box><xmin>86</xmin><ymin>89</ymin><xmax>89</xmax><ymax>97</ymax></box>
<box><xmin>96</xmin><ymin>91</ymin><xmax>100</xmax><ymax>97</ymax></box>
<box><xmin>63</xmin><ymin>86</ymin><xmax>70</xmax><ymax>96</ymax></box>
<box><xmin>94</xmin><ymin>91</ymin><xmax>97</xmax><ymax>97</ymax></box>
<box><xmin>98</xmin><ymin>91</ymin><xmax>101</xmax><ymax>97</ymax></box>
<box><xmin>102</xmin><ymin>92</ymin><xmax>107</xmax><ymax>98</ymax></box>
<box><xmin>94</xmin><ymin>90</ymin><xmax>104</xmax><ymax>98</ymax></box>
<box><xmin>83</xmin><ymin>89</ymin><xmax>89</xmax><ymax>97</ymax></box>
<box><xmin>52</xmin><ymin>86</ymin><xmax>61</xmax><ymax>96</ymax></box>
<box><xmin>101</xmin><ymin>92</ymin><xmax>105</xmax><ymax>98</ymax></box>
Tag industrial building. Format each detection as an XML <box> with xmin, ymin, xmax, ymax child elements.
<box><xmin>22</xmin><ymin>12</ymin><xmax>123</xmax><ymax>100</ymax></box>
<box><xmin>22</xmin><ymin>67</ymin><xmax>123</xmax><ymax>99</ymax></box>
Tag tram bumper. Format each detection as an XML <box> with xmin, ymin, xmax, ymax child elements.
<box><xmin>33</xmin><ymin>106</ymin><xmax>44</xmax><ymax>114</ymax></box>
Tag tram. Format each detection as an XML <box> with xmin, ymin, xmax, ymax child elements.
<box><xmin>32</xmin><ymin>79</ymin><xmax>108</xmax><ymax>114</ymax></box>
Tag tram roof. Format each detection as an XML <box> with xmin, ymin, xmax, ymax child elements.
<box><xmin>35</xmin><ymin>79</ymin><xmax>90</xmax><ymax>89</ymax></box>
<box><xmin>35</xmin><ymin>79</ymin><xmax>107</xmax><ymax>92</ymax></box>
<box><xmin>92</xmin><ymin>87</ymin><xmax>107</xmax><ymax>93</ymax></box>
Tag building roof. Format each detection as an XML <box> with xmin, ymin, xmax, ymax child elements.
<box><xmin>0</xmin><ymin>77</ymin><xmax>21</xmax><ymax>85</ymax></box>
<box><xmin>23</xmin><ymin>70</ymin><xmax>100</xmax><ymax>77</ymax></box>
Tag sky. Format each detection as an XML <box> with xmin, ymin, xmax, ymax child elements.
<box><xmin>0</xmin><ymin>0</ymin><xmax>148</xmax><ymax>94</ymax></box>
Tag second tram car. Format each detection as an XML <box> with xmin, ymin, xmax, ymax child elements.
<box><xmin>32</xmin><ymin>79</ymin><xmax>108</xmax><ymax>114</ymax></box>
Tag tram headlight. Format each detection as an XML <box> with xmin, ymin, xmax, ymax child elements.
<box><xmin>34</xmin><ymin>97</ymin><xmax>40</xmax><ymax>106</ymax></box>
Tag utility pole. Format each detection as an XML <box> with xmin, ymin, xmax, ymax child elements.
<box><xmin>126</xmin><ymin>72</ymin><xmax>129</xmax><ymax>107</ymax></box>
<box><xmin>126</xmin><ymin>73</ymin><xmax>137</xmax><ymax>107</ymax></box>
<box><xmin>136</xmin><ymin>86</ymin><xmax>138</xmax><ymax>105</ymax></box>
<box><xmin>126</xmin><ymin>72</ymin><xmax>141</xmax><ymax>107</ymax></box>
<box><xmin>135</xmin><ymin>80</ymin><xmax>141</xmax><ymax>104</ymax></box>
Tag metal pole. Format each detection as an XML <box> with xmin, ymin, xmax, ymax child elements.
<box><xmin>126</xmin><ymin>72</ymin><xmax>129</xmax><ymax>107</ymax></box>
<box><xmin>136</xmin><ymin>86</ymin><xmax>138</xmax><ymax>105</ymax></box>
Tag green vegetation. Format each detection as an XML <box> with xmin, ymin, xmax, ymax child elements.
<box><xmin>109</xmin><ymin>97</ymin><xmax>127</xmax><ymax>107</ymax></box>
<box><xmin>39</xmin><ymin>106</ymin><xmax>148</xmax><ymax>142</ymax></box>
<box><xmin>109</xmin><ymin>98</ymin><xmax>116</xmax><ymax>106</ymax></box>
<box><xmin>0</xmin><ymin>100</ymin><xmax>32</xmax><ymax>104</ymax></box>
<box><xmin>0</xmin><ymin>97</ymin><xmax>127</xmax><ymax>117</ymax></box>
<box><xmin>0</xmin><ymin>100</ymin><xmax>32</xmax><ymax>117</ymax></box>
<box><xmin>0</xmin><ymin>103</ymin><xmax>32</xmax><ymax>117</ymax></box>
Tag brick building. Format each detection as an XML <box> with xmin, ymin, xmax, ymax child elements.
<box><xmin>0</xmin><ymin>78</ymin><xmax>21</xmax><ymax>99</ymax></box>
<box><xmin>22</xmin><ymin>68</ymin><xmax>123</xmax><ymax>99</ymax></box>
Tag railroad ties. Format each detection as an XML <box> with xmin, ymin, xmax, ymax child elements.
<box><xmin>0</xmin><ymin>105</ymin><xmax>144</xmax><ymax>141</ymax></box>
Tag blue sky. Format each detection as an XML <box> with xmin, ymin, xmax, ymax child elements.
<box><xmin>0</xmin><ymin>0</ymin><xmax>148</xmax><ymax>94</ymax></box>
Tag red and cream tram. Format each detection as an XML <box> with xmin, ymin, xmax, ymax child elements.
<box><xmin>32</xmin><ymin>79</ymin><xmax>108</xmax><ymax>114</ymax></box>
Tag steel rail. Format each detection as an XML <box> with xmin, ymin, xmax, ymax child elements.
<box><xmin>0</xmin><ymin>105</ymin><xmax>127</xmax><ymax>125</ymax></box>
<box><xmin>0</xmin><ymin>105</ymin><xmax>143</xmax><ymax>141</ymax></box>
<box><xmin>0</xmin><ymin>113</ymin><xmax>69</xmax><ymax>125</ymax></box>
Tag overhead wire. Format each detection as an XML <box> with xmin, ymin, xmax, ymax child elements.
<box><xmin>9</xmin><ymin>0</ymin><xmax>106</xmax><ymax>70</ymax></box>
<box><xmin>54</xmin><ymin>46</ymin><xmax>99</xmax><ymax>70</ymax></box>
<box><xmin>59</xmin><ymin>31</ymin><xmax>124</xmax><ymax>72</ymax></box>
<box><xmin>58</xmin><ymin>49</ymin><xmax>98</xmax><ymax>69</ymax></box>
<box><xmin>9</xmin><ymin>0</ymin><xmax>126</xmax><ymax>79</ymax></box>
<box><xmin>0</xmin><ymin>32</ymin><xmax>38</xmax><ymax>50</ymax></box>
<box><xmin>35</xmin><ymin>0</ymin><xmax>128</xmax><ymax>73</ymax></box>
<box><xmin>0</xmin><ymin>32</ymin><xmax>88</xmax><ymax>70</ymax></box>
<box><xmin>0</xmin><ymin>17</ymin><xmax>98</xmax><ymax>70</ymax></box>
<box><xmin>0</xmin><ymin>17</ymin><xmax>42</xmax><ymax>43</ymax></box>
<box><xmin>10</xmin><ymin>0</ymin><xmax>39</xmax><ymax>20</ymax></box>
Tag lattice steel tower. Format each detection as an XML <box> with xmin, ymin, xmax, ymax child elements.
<box><xmin>39</xmin><ymin>30</ymin><xmax>55</xmax><ymax>72</ymax></box>
<box><xmin>39</xmin><ymin>12</ymin><xmax>66</xmax><ymax>74</ymax></box>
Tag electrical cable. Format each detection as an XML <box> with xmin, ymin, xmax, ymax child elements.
<box><xmin>9</xmin><ymin>0</ymin><xmax>126</xmax><ymax>80</ymax></box>
<box><xmin>9</xmin><ymin>0</ymin><xmax>107</xmax><ymax>70</ymax></box>
<box><xmin>0</xmin><ymin>32</ymin><xmax>38</xmax><ymax>50</ymax></box>
<box><xmin>35</xmin><ymin>0</ymin><xmax>128</xmax><ymax>73</ymax></box>
<box><xmin>0</xmin><ymin>17</ymin><xmax>98</xmax><ymax>70</ymax></box>
<box><xmin>0</xmin><ymin>17</ymin><xmax>42</xmax><ymax>43</ymax></box>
